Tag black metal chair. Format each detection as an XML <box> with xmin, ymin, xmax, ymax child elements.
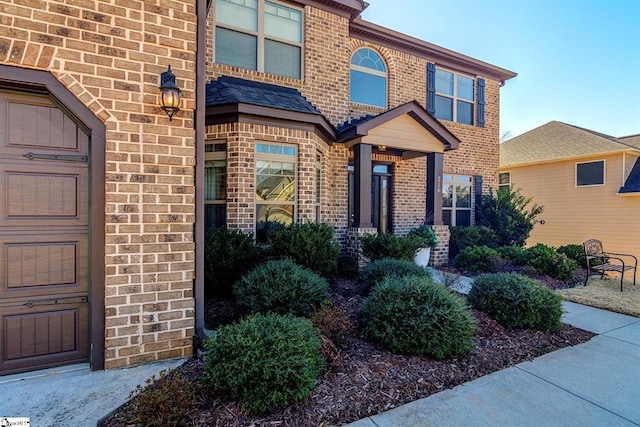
<box><xmin>583</xmin><ymin>239</ymin><xmax>637</xmax><ymax>292</ymax></box>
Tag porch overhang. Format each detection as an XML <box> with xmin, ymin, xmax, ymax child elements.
<box><xmin>336</xmin><ymin>101</ymin><xmax>460</xmax><ymax>158</ymax></box>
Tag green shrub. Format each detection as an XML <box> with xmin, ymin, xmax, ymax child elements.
<box><xmin>454</xmin><ymin>245</ymin><xmax>501</xmax><ymax>273</ymax></box>
<box><xmin>127</xmin><ymin>369</ymin><xmax>196</xmax><ymax>426</ymax></box>
<box><xmin>360</xmin><ymin>232</ymin><xmax>422</xmax><ymax>261</ymax></box>
<box><xmin>557</xmin><ymin>244</ymin><xmax>587</xmax><ymax>268</ymax></box>
<box><xmin>524</xmin><ymin>244</ymin><xmax>579</xmax><ymax>281</ymax></box>
<box><xmin>476</xmin><ymin>187</ymin><xmax>544</xmax><ymax>247</ymax></box>
<box><xmin>310</xmin><ymin>302</ymin><xmax>352</xmax><ymax>347</ymax></box>
<box><xmin>406</xmin><ymin>225</ymin><xmax>438</xmax><ymax>248</ymax></box>
<box><xmin>234</xmin><ymin>259</ymin><xmax>329</xmax><ymax>317</ymax></box>
<box><xmin>359</xmin><ymin>258</ymin><xmax>432</xmax><ymax>293</ymax></box>
<box><xmin>204</xmin><ymin>313</ymin><xmax>324</xmax><ymax>415</ymax></box>
<box><xmin>267</xmin><ymin>222</ymin><xmax>339</xmax><ymax>276</ymax></box>
<box><xmin>497</xmin><ymin>245</ymin><xmax>528</xmax><ymax>266</ymax></box>
<box><xmin>359</xmin><ymin>276</ymin><xmax>476</xmax><ymax>359</ymax></box>
<box><xmin>449</xmin><ymin>226</ymin><xmax>498</xmax><ymax>258</ymax></box>
<box><xmin>205</xmin><ymin>227</ymin><xmax>264</xmax><ymax>298</ymax></box>
<box><xmin>469</xmin><ymin>273</ymin><xmax>562</xmax><ymax>331</ymax></box>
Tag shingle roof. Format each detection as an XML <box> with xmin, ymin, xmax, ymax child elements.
<box><xmin>619</xmin><ymin>157</ymin><xmax>640</xmax><ymax>194</ymax></box>
<box><xmin>500</xmin><ymin>121</ymin><xmax>638</xmax><ymax>167</ymax></box>
<box><xmin>205</xmin><ymin>76</ymin><xmax>321</xmax><ymax>115</ymax></box>
<box><xmin>618</xmin><ymin>134</ymin><xmax>640</xmax><ymax>150</ymax></box>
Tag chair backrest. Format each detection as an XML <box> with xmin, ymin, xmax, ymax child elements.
<box><xmin>584</xmin><ymin>239</ymin><xmax>604</xmax><ymax>257</ymax></box>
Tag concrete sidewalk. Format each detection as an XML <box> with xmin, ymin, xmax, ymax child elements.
<box><xmin>0</xmin><ymin>358</ymin><xmax>183</xmax><ymax>426</ymax></box>
<box><xmin>348</xmin><ymin>301</ymin><xmax>640</xmax><ymax>427</ymax></box>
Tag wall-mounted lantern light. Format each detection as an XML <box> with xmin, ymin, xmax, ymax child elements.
<box><xmin>159</xmin><ymin>65</ymin><xmax>181</xmax><ymax>121</ymax></box>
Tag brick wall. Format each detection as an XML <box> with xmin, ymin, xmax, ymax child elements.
<box><xmin>0</xmin><ymin>0</ymin><xmax>197</xmax><ymax>369</ymax></box>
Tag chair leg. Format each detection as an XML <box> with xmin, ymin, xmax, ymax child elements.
<box><xmin>620</xmin><ymin>272</ymin><xmax>624</xmax><ymax>292</ymax></box>
<box><xmin>584</xmin><ymin>268</ymin><xmax>589</xmax><ymax>286</ymax></box>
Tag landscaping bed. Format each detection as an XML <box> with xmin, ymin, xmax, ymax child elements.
<box><xmin>101</xmin><ymin>276</ymin><xmax>594</xmax><ymax>427</ymax></box>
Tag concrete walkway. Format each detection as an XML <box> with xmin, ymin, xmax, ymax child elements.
<box><xmin>348</xmin><ymin>301</ymin><xmax>640</xmax><ymax>427</ymax></box>
<box><xmin>0</xmin><ymin>358</ymin><xmax>183</xmax><ymax>426</ymax></box>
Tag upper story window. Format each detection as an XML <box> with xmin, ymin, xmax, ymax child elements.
<box><xmin>215</xmin><ymin>0</ymin><xmax>303</xmax><ymax>79</ymax></box>
<box><xmin>350</xmin><ymin>48</ymin><xmax>387</xmax><ymax>108</ymax></box>
<box><xmin>435</xmin><ymin>69</ymin><xmax>475</xmax><ymax>125</ymax></box>
<box><xmin>576</xmin><ymin>160</ymin><xmax>605</xmax><ymax>186</ymax></box>
<box><xmin>427</xmin><ymin>64</ymin><xmax>485</xmax><ymax>127</ymax></box>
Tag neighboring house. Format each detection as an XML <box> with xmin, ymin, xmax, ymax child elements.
<box><xmin>0</xmin><ymin>0</ymin><xmax>515</xmax><ymax>376</ymax></box>
<box><xmin>500</xmin><ymin>121</ymin><xmax>640</xmax><ymax>280</ymax></box>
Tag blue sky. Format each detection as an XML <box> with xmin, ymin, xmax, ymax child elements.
<box><xmin>361</xmin><ymin>0</ymin><xmax>640</xmax><ymax>140</ymax></box>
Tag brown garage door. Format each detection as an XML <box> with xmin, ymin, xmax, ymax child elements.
<box><xmin>0</xmin><ymin>91</ymin><xmax>90</xmax><ymax>375</ymax></box>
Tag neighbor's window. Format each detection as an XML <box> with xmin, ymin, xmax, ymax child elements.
<box><xmin>435</xmin><ymin>69</ymin><xmax>475</xmax><ymax>125</ymax></box>
<box><xmin>315</xmin><ymin>152</ymin><xmax>322</xmax><ymax>223</ymax></box>
<box><xmin>350</xmin><ymin>48</ymin><xmax>387</xmax><ymax>108</ymax></box>
<box><xmin>576</xmin><ymin>160</ymin><xmax>605</xmax><ymax>186</ymax></box>
<box><xmin>205</xmin><ymin>141</ymin><xmax>227</xmax><ymax>229</ymax></box>
<box><xmin>255</xmin><ymin>142</ymin><xmax>297</xmax><ymax>240</ymax></box>
<box><xmin>443</xmin><ymin>175</ymin><xmax>472</xmax><ymax>226</ymax></box>
<box><xmin>215</xmin><ymin>0</ymin><xmax>303</xmax><ymax>79</ymax></box>
<box><xmin>499</xmin><ymin>172</ymin><xmax>511</xmax><ymax>192</ymax></box>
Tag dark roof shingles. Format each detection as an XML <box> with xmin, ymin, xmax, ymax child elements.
<box><xmin>619</xmin><ymin>157</ymin><xmax>640</xmax><ymax>194</ymax></box>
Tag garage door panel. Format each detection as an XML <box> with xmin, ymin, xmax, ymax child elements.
<box><xmin>0</xmin><ymin>303</ymin><xmax>88</xmax><ymax>374</ymax></box>
<box><xmin>0</xmin><ymin>160</ymin><xmax>88</xmax><ymax>226</ymax></box>
<box><xmin>1</xmin><ymin>234</ymin><xmax>88</xmax><ymax>299</ymax></box>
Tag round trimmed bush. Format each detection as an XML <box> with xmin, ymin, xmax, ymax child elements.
<box><xmin>454</xmin><ymin>245</ymin><xmax>501</xmax><ymax>273</ymax></box>
<box><xmin>234</xmin><ymin>259</ymin><xmax>329</xmax><ymax>317</ymax></box>
<box><xmin>497</xmin><ymin>245</ymin><xmax>528</xmax><ymax>266</ymax></box>
<box><xmin>557</xmin><ymin>244</ymin><xmax>587</xmax><ymax>268</ymax></box>
<box><xmin>524</xmin><ymin>244</ymin><xmax>579</xmax><ymax>281</ymax></box>
<box><xmin>359</xmin><ymin>276</ymin><xmax>476</xmax><ymax>359</ymax></box>
<box><xmin>359</xmin><ymin>258</ymin><xmax>432</xmax><ymax>293</ymax></box>
<box><xmin>360</xmin><ymin>233</ymin><xmax>422</xmax><ymax>261</ymax></box>
<box><xmin>449</xmin><ymin>225</ymin><xmax>499</xmax><ymax>258</ymax></box>
<box><xmin>469</xmin><ymin>272</ymin><xmax>562</xmax><ymax>331</ymax></box>
<box><xmin>204</xmin><ymin>313</ymin><xmax>324</xmax><ymax>415</ymax></box>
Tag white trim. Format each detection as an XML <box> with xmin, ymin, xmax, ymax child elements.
<box><xmin>575</xmin><ymin>159</ymin><xmax>606</xmax><ymax>187</ymax></box>
<box><xmin>350</xmin><ymin>47</ymin><xmax>388</xmax><ymax>108</ymax></box>
<box><xmin>434</xmin><ymin>67</ymin><xmax>476</xmax><ymax>125</ymax></box>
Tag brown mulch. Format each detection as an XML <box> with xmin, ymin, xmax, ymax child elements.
<box><xmin>102</xmin><ymin>277</ymin><xmax>595</xmax><ymax>427</ymax></box>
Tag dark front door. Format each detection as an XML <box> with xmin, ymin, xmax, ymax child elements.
<box><xmin>349</xmin><ymin>163</ymin><xmax>392</xmax><ymax>233</ymax></box>
<box><xmin>0</xmin><ymin>91</ymin><xmax>90</xmax><ymax>375</ymax></box>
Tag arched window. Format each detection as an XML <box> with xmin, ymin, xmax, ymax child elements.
<box><xmin>350</xmin><ymin>48</ymin><xmax>387</xmax><ymax>108</ymax></box>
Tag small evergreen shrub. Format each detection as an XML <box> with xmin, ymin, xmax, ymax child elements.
<box><xmin>359</xmin><ymin>258</ymin><xmax>432</xmax><ymax>293</ymax></box>
<box><xmin>205</xmin><ymin>227</ymin><xmax>264</xmax><ymax>298</ymax></box>
<box><xmin>127</xmin><ymin>369</ymin><xmax>196</xmax><ymax>426</ymax></box>
<box><xmin>469</xmin><ymin>273</ymin><xmax>562</xmax><ymax>331</ymax></box>
<box><xmin>204</xmin><ymin>313</ymin><xmax>324</xmax><ymax>415</ymax></box>
<box><xmin>449</xmin><ymin>226</ymin><xmax>498</xmax><ymax>258</ymax></box>
<box><xmin>497</xmin><ymin>245</ymin><xmax>528</xmax><ymax>266</ymax></box>
<box><xmin>406</xmin><ymin>225</ymin><xmax>438</xmax><ymax>248</ymax></box>
<box><xmin>267</xmin><ymin>222</ymin><xmax>339</xmax><ymax>276</ymax></box>
<box><xmin>234</xmin><ymin>259</ymin><xmax>329</xmax><ymax>317</ymax></box>
<box><xmin>360</xmin><ymin>232</ymin><xmax>422</xmax><ymax>261</ymax></box>
<box><xmin>359</xmin><ymin>276</ymin><xmax>476</xmax><ymax>359</ymax></box>
<box><xmin>454</xmin><ymin>245</ymin><xmax>501</xmax><ymax>273</ymax></box>
<box><xmin>557</xmin><ymin>244</ymin><xmax>587</xmax><ymax>268</ymax></box>
<box><xmin>524</xmin><ymin>244</ymin><xmax>579</xmax><ymax>281</ymax></box>
<box><xmin>310</xmin><ymin>301</ymin><xmax>352</xmax><ymax>347</ymax></box>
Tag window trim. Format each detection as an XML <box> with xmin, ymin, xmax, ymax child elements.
<box><xmin>434</xmin><ymin>67</ymin><xmax>476</xmax><ymax>125</ymax></box>
<box><xmin>576</xmin><ymin>159</ymin><xmax>606</xmax><ymax>187</ymax></box>
<box><xmin>214</xmin><ymin>0</ymin><xmax>304</xmax><ymax>79</ymax></box>
<box><xmin>442</xmin><ymin>174</ymin><xmax>473</xmax><ymax>226</ymax></box>
<box><xmin>349</xmin><ymin>47</ymin><xmax>388</xmax><ymax>108</ymax></box>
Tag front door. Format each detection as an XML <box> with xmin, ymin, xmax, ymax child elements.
<box><xmin>0</xmin><ymin>91</ymin><xmax>90</xmax><ymax>375</ymax></box>
<box><xmin>348</xmin><ymin>163</ymin><xmax>392</xmax><ymax>233</ymax></box>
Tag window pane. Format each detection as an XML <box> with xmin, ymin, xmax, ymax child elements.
<box><xmin>264</xmin><ymin>39</ymin><xmax>301</xmax><ymax>79</ymax></box>
<box><xmin>456</xmin><ymin>185</ymin><xmax>471</xmax><ymax>208</ymax></box>
<box><xmin>216</xmin><ymin>0</ymin><xmax>257</xmax><ymax>31</ymax></box>
<box><xmin>457</xmin><ymin>100</ymin><xmax>473</xmax><ymax>125</ymax></box>
<box><xmin>205</xmin><ymin>159</ymin><xmax>226</xmax><ymax>200</ymax></box>
<box><xmin>435</xmin><ymin>95</ymin><xmax>453</xmax><ymax>121</ymax></box>
<box><xmin>350</xmin><ymin>69</ymin><xmax>386</xmax><ymax>107</ymax></box>
<box><xmin>577</xmin><ymin>161</ymin><xmax>604</xmax><ymax>186</ymax></box>
<box><xmin>443</xmin><ymin>209</ymin><xmax>452</xmax><ymax>226</ymax></box>
<box><xmin>435</xmin><ymin>69</ymin><xmax>454</xmax><ymax>95</ymax></box>
<box><xmin>442</xmin><ymin>184</ymin><xmax>453</xmax><ymax>207</ymax></box>
<box><xmin>256</xmin><ymin>163</ymin><xmax>295</xmax><ymax>201</ymax></box>
<box><xmin>373</xmin><ymin>165</ymin><xmax>389</xmax><ymax>174</ymax></box>
<box><xmin>457</xmin><ymin>75</ymin><xmax>474</xmax><ymax>101</ymax></box>
<box><xmin>456</xmin><ymin>210</ymin><xmax>471</xmax><ymax>227</ymax></box>
<box><xmin>256</xmin><ymin>204</ymin><xmax>294</xmax><ymax>240</ymax></box>
<box><xmin>215</xmin><ymin>27</ymin><xmax>257</xmax><ymax>70</ymax></box>
<box><xmin>351</xmin><ymin>48</ymin><xmax>386</xmax><ymax>72</ymax></box>
<box><xmin>265</xmin><ymin>1</ymin><xmax>302</xmax><ymax>43</ymax></box>
<box><xmin>205</xmin><ymin>204</ymin><xmax>226</xmax><ymax>229</ymax></box>
<box><xmin>499</xmin><ymin>172</ymin><xmax>510</xmax><ymax>185</ymax></box>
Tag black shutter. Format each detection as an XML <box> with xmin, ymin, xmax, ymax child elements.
<box><xmin>477</xmin><ymin>77</ymin><xmax>485</xmax><ymax>128</ymax></box>
<box><xmin>427</xmin><ymin>62</ymin><xmax>435</xmax><ymax>115</ymax></box>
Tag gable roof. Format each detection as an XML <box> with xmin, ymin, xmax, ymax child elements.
<box><xmin>500</xmin><ymin>121</ymin><xmax>639</xmax><ymax>167</ymax></box>
<box><xmin>618</xmin><ymin>134</ymin><xmax>640</xmax><ymax>150</ymax></box>
<box><xmin>619</xmin><ymin>157</ymin><xmax>640</xmax><ymax>194</ymax></box>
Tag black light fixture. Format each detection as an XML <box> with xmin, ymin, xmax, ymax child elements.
<box><xmin>159</xmin><ymin>65</ymin><xmax>181</xmax><ymax>121</ymax></box>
